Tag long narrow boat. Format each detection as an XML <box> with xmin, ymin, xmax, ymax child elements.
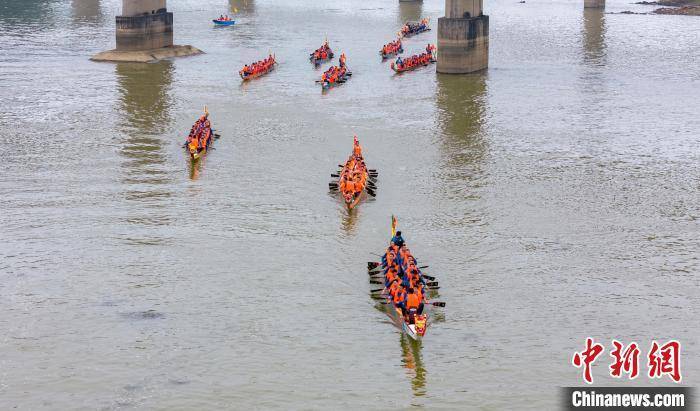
<box><xmin>369</xmin><ymin>217</ymin><xmax>433</xmax><ymax>341</ymax></box>
<box><xmin>239</xmin><ymin>55</ymin><xmax>276</xmax><ymax>80</ymax></box>
<box><xmin>390</xmin><ymin>47</ymin><xmax>436</xmax><ymax>73</ymax></box>
<box><xmin>399</xmin><ymin>18</ymin><xmax>430</xmax><ymax>38</ymax></box>
<box><xmin>329</xmin><ymin>138</ymin><xmax>377</xmax><ymax>210</ymax></box>
<box><xmin>185</xmin><ymin>109</ymin><xmax>214</xmax><ymax>162</ymax></box>
<box><xmin>321</xmin><ymin>67</ymin><xmax>350</xmax><ymax>90</ymax></box>
<box><xmin>379</xmin><ymin>39</ymin><xmax>403</xmax><ymax>60</ymax></box>
<box><xmin>320</xmin><ymin>65</ymin><xmax>351</xmax><ymax>90</ymax></box>
<box><xmin>309</xmin><ymin>42</ymin><xmax>334</xmax><ymax>66</ymax></box>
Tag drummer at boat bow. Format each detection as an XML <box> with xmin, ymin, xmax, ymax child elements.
<box><xmin>391</xmin><ymin>230</ymin><xmax>404</xmax><ymax>248</ymax></box>
<box><xmin>353</xmin><ymin>136</ymin><xmax>362</xmax><ymax>157</ymax></box>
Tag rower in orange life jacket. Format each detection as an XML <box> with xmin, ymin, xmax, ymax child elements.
<box><xmin>352</xmin><ymin>175</ymin><xmax>362</xmax><ymax>194</ymax></box>
<box><xmin>404</xmin><ymin>287</ymin><xmax>424</xmax><ymax>317</ymax></box>
<box><xmin>415</xmin><ymin>283</ymin><xmax>425</xmax><ymax>302</ymax></box>
<box><xmin>384</xmin><ymin>249</ymin><xmax>396</xmax><ymax>268</ymax></box>
<box><xmin>393</xmin><ymin>285</ymin><xmax>406</xmax><ymax>307</ymax></box>
<box><xmin>388</xmin><ymin>278</ymin><xmax>401</xmax><ymax>298</ymax></box>
<box><xmin>385</xmin><ymin>267</ymin><xmax>400</xmax><ymax>288</ymax></box>
<box><xmin>344</xmin><ymin>179</ymin><xmax>356</xmax><ymax>196</ymax></box>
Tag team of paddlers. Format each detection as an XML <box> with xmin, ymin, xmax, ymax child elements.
<box><xmin>399</xmin><ymin>18</ymin><xmax>430</xmax><ymax>38</ymax></box>
<box><xmin>392</xmin><ymin>44</ymin><xmax>436</xmax><ymax>72</ymax></box>
<box><xmin>239</xmin><ymin>54</ymin><xmax>276</xmax><ymax>79</ymax></box>
<box><xmin>337</xmin><ymin>137</ymin><xmax>368</xmax><ymax>203</ymax></box>
<box><xmin>380</xmin><ymin>39</ymin><xmax>403</xmax><ymax>58</ymax></box>
<box><xmin>216</xmin><ymin>14</ymin><xmax>233</xmax><ymax>21</ymax></box>
<box><xmin>310</xmin><ymin>41</ymin><xmax>333</xmax><ymax>63</ymax></box>
<box><xmin>188</xmin><ymin>16</ymin><xmax>441</xmax><ymax>337</ymax></box>
<box><xmin>185</xmin><ymin>111</ymin><xmax>212</xmax><ymax>154</ymax></box>
<box><xmin>320</xmin><ymin>52</ymin><xmax>348</xmax><ymax>86</ymax></box>
<box><xmin>380</xmin><ymin>231</ymin><xmax>429</xmax><ymax>323</ymax></box>
<box><xmin>235</xmin><ymin>16</ymin><xmax>429</xmax><ymax>83</ymax></box>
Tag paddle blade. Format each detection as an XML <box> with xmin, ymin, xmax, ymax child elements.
<box><xmin>368</xmin><ymin>262</ymin><xmax>380</xmax><ymax>269</ymax></box>
<box><xmin>431</xmin><ymin>302</ymin><xmax>446</xmax><ymax>307</ymax></box>
<box><xmin>369</xmin><ymin>280</ymin><xmax>383</xmax><ymax>285</ymax></box>
<box><xmin>426</xmin><ymin>281</ymin><xmax>438</xmax><ymax>287</ymax></box>
<box><xmin>370</xmin><ymin>288</ymin><xmax>385</xmax><ymax>293</ymax></box>
<box><xmin>422</xmin><ymin>274</ymin><xmax>435</xmax><ymax>281</ymax></box>
<box><xmin>331</xmin><ymin>173</ymin><xmax>340</xmax><ymax>178</ymax></box>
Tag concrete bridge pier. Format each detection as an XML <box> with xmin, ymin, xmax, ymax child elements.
<box><xmin>116</xmin><ymin>0</ymin><xmax>172</xmax><ymax>51</ymax></box>
<box><xmin>92</xmin><ymin>0</ymin><xmax>202</xmax><ymax>63</ymax></box>
<box><xmin>437</xmin><ymin>0</ymin><xmax>489</xmax><ymax>74</ymax></box>
<box><xmin>584</xmin><ymin>0</ymin><xmax>605</xmax><ymax>8</ymax></box>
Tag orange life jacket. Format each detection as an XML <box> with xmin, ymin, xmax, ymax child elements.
<box><xmin>406</xmin><ymin>293</ymin><xmax>421</xmax><ymax>309</ymax></box>
<box><xmin>389</xmin><ymin>280</ymin><xmax>400</xmax><ymax>296</ymax></box>
<box><xmin>345</xmin><ymin>180</ymin><xmax>355</xmax><ymax>194</ymax></box>
<box><xmin>386</xmin><ymin>269</ymin><xmax>398</xmax><ymax>283</ymax></box>
<box><xmin>393</xmin><ymin>288</ymin><xmax>405</xmax><ymax>304</ymax></box>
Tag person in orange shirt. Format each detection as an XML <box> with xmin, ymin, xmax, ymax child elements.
<box><xmin>387</xmin><ymin>278</ymin><xmax>401</xmax><ymax>299</ymax></box>
<box><xmin>393</xmin><ymin>284</ymin><xmax>406</xmax><ymax>309</ymax></box>
<box><xmin>344</xmin><ymin>178</ymin><xmax>356</xmax><ymax>196</ymax></box>
<box><xmin>404</xmin><ymin>287</ymin><xmax>424</xmax><ymax>318</ymax></box>
<box><xmin>353</xmin><ymin>136</ymin><xmax>362</xmax><ymax>157</ymax></box>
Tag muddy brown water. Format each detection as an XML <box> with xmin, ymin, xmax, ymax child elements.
<box><xmin>1</xmin><ymin>0</ymin><xmax>698</xmax><ymax>409</ymax></box>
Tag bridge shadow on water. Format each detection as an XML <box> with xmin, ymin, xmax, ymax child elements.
<box><xmin>582</xmin><ymin>8</ymin><xmax>607</xmax><ymax>67</ymax></box>
<box><xmin>116</xmin><ymin>61</ymin><xmax>175</xmax><ymax>237</ymax></box>
<box><xmin>435</xmin><ymin>73</ymin><xmax>488</xmax><ymax>191</ymax></box>
<box><xmin>398</xmin><ymin>0</ymin><xmax>423</xmax><ymax>26</ymax></box>
<box><xmin>71</xmin><ymin>0</ymin><xmax>102</xmax><ymax>23</ymax></box>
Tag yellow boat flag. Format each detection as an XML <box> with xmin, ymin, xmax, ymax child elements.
<box><xmin>391</xmin><ymin>215</ymin><xmax>398</xmax><ymax>237</ymax></box>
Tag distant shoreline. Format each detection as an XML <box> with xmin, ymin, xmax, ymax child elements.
<box><xmin>613</xmin><ymin>0</ymin><xmax>700</xmax><ymax>15</ymax></box>
<box><xmin>635</xmin><ymin>0</ymin><xmax>700</xmax><ymax>15</ymax></box>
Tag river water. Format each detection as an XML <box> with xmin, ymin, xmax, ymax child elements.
<box><xmin>1</xmin><ymin>0</ymin><xmax>699</xmax><ymax>409</ymax></box>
